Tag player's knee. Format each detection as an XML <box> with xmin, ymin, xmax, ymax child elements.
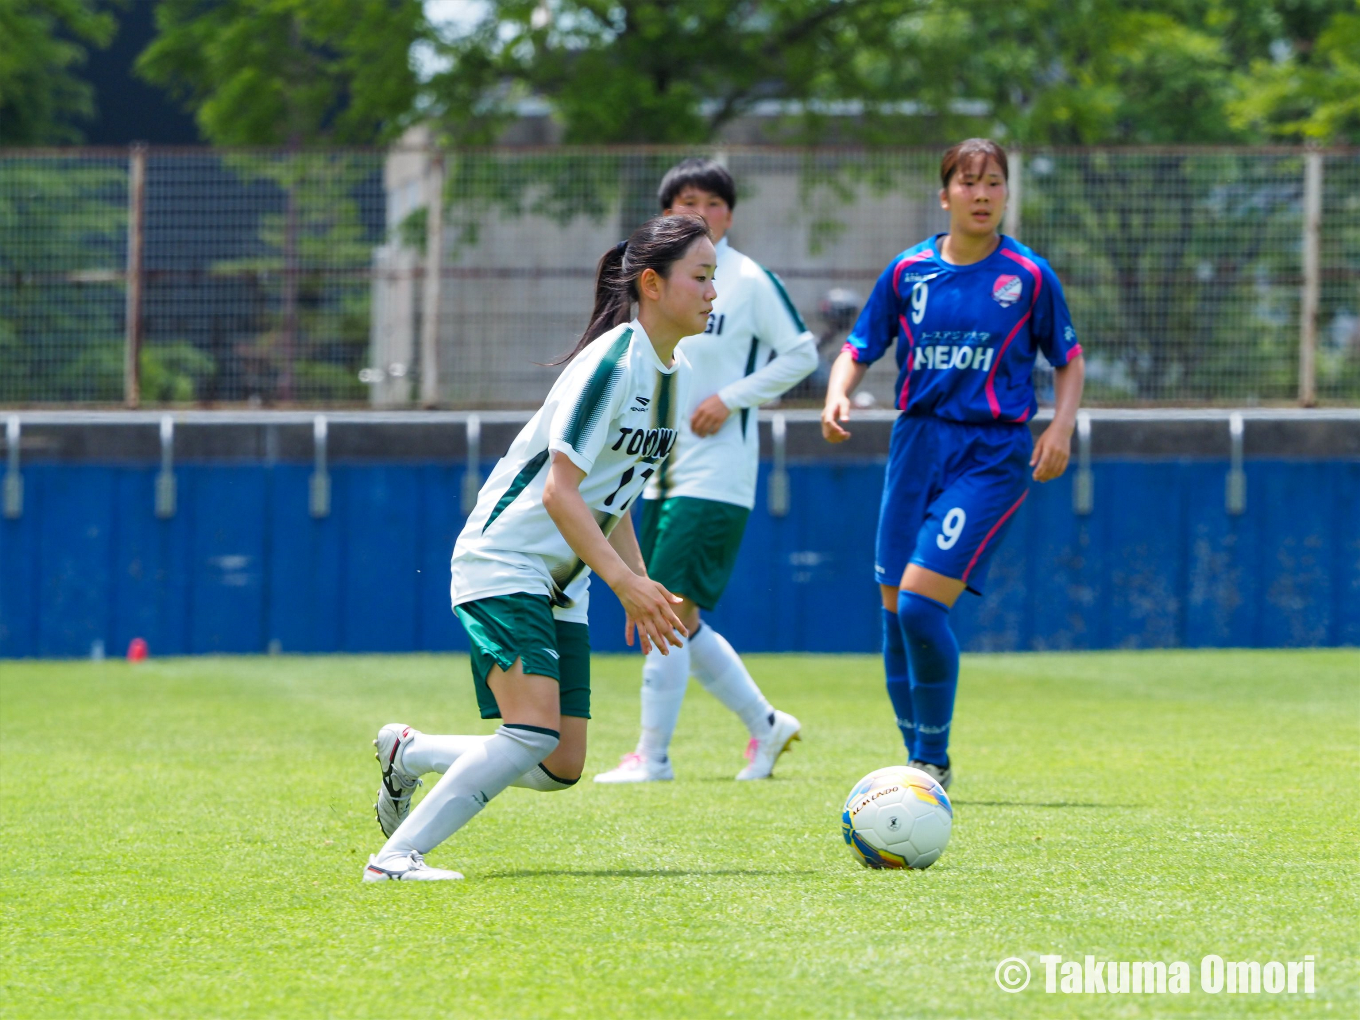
<box><xmin>521</xmin><ymin>760</ymin><xmax>581</xmax><ymax>791</ymax></box>
<box><xmin>897</xmin><ymin>588</ymin><xmax>949</xmax><ymax>635</ymax></box>
<box><xmin>541</xmin><ymin>742</ymin><xmax>585</xmax><ymax>782</ymax></box>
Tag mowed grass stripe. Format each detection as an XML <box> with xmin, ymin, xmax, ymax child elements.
<box><xmin>1</xmin><ymin>650</ymin><xmax>1356</xmax><ymax>1019</ymax></box>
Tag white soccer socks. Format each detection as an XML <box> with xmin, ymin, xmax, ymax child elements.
<box><xmin>637</xmin><ymin>637</ymin><xmax>690</xmax><ymax>764</ymax></box>
<box><xmin>515</xmin><ymin>763</ymin><xmax>580</xmax><ymax>792</ymax></box>
<box><xmin>399</xmin><ymin>730</ymin><xmax>577</xmax><ymax>791</ymax></box>
<box><xmin>401</xmin><ymin>732</ymin><xmax>484</xmax><ymax>776</ymax></box>
<box><xmin>375</xmin><ymin>724</ymin><xmax>558</xmax><ymax>864</ymax></box>
<box><xmin>689</xmin><ymin>624</ymin><xmax>775</xmax><ymax>740</ymax></box>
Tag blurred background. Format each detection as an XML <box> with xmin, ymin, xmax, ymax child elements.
<box><xmin>2</xmin><ymin>0</ymin><xmax>1357</xmax><ymax>658</ymax></box>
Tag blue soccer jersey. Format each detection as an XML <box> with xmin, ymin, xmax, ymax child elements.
<box><xmin>844</xmin><ymin>235</ymin><xmax>1081</xmax><ymax>423</ymax></box>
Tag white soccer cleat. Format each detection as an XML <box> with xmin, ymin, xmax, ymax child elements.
<box><xmin>736</xmin><ymin>710</ymin><xmax>801</xmax><ymax>780</ymax></box>
<box><xmin>362</xmin><ymin>851</ymin><xmax>463</xmax><ymax>882</ymax></box>
<box><xmin>374</xmin><ymin>723</ymin><xmax>422</xmax><ymax>838</ymax></box>
<box><xmin>907</xmin><ymin>757</ymin><xmax>953</xmax><ymax>791</ymax></box>
<box><xmin>593</xmin><ymin>752</ymin><xmax>675</xmax><ymax>783</ymax></box>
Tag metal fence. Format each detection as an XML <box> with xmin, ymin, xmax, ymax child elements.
<box><xmin>2</xmin><ymin>146</ymin><xmax>1356</xmax><ymax>407</ymax></box>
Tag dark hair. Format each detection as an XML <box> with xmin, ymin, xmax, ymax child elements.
<box><xmin>940</xmin><ymin>138</ymin><xmax>1009</xmax><ymax>188</ymax></box>
<box><xmin>555</xmin><ymin>214</ymin><xmax>713</xmax><ymax>363</ymax></box>
<box><xmin>657</xmin><ymin>157</ymin><xmax>737</xmax><ymax>211</ymax></box>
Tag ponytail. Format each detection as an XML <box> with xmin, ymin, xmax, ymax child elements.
<box><xmin>552</xmin><ymin>214</ymin><xmax>712</xmax><ymax>365</ymax></box>
<box><xmin>580</xmin><ymin>240</ymin><xmax>633</xmax><ymax>347</ymax></box>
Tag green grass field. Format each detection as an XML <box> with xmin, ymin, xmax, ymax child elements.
<box><xmin>2</xmin><ymin>649</ymin><xmax>1357</xmax><ymax>1019</ymax></box>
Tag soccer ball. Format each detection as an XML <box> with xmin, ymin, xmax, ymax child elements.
<box><xmin>842</xmin><ymin>766</ymin><xmax>952</xmax><ymax>869</ymax></box>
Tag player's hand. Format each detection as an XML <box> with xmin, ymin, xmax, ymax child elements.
<box><xmin>821</xmin><ymin>395</ymin><xmax>852</xmax><ymax>443</ymax></box>
<box><xmin>1031</xmin><ymin>423</ymin><xmax>1072</xmax><ymax>482</ymax></box>
<box><xmin>615</xmin><ymin>573</ymin><xmax>687</xmax><ymax>655</ymax></box>
<box><xmin>690</xmin><ymin>394</ymin><xmax>731</xmax><ymax>437</ymax></box>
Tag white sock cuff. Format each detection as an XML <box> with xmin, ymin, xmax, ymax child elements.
<box><xmin>515</xmin><ymin>763</ymin><xmax>579</xmax><ymax>792</ymax></box>
<box><xmin>497</xmin><ymin>724</ymin><xmax>560</xmax><ymax>769</ymax></box>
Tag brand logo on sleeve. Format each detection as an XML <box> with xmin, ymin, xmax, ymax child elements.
<box><xmin>992</xmin><ymin>274</ymin><xmax>1023</xmax><ymax>307</ymax></box>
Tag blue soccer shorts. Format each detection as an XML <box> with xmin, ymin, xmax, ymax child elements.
<box><xmin>875</xmin><ymin>414</ymin><xmax>1032</xmax><ymax>596</ymax></box>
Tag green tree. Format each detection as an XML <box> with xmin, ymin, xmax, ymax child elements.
<box><xmin>136</xmin><ymin>0</ymin><xmax>420</xmax><ymax>401</ymax></box>
<box><xmin>424</xmin><ymin>0</ymin><xmax>896</xmax><ymax>145</ymax></box>
<box><xmin>0</xmin><ymin>159</ymin><xmax>126</xmax><ymax>401</ymax></box>
<box><xmin>0</xmin><ymin>0</ymin><xmax>117</xmax><ymax>145</ymax></box>
<box><xmin>1229</xmin><ymin>1</ymin><xmax>1360</xmax><ymax>142</ymax></box>
<box><xmin>137</xmin><ymin>0</ymin><xmax>424</xmax><ymax>145</ymax></box>
<box><xmin>423</xmin><ymin>0</ymin><xmax>1357</xmax><ymax>147</ymax></box>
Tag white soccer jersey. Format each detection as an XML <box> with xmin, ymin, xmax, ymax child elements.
<box><xmin>642</xmin><ymin>236</ymin><xmax>817</xmax><ymax>510</ymax></box>
<box><xmin>451</xmin><ymin>320</ymin><xmax>689</xmax><ymax>623</ymax></box>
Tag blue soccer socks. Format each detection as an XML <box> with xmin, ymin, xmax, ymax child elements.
<box><xmin>882</xmin><ymin>607</ymin><xmax>917</xmax><ymax>754</ymax></box>
<box><xmin>896</xmin><ymin>590</ymin><xmax>959</xmax><ymax>767</ymax></box>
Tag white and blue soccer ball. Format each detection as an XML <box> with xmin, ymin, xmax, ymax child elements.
<box><xmin>842</xmin><ymin>766</ymin><xmax>952</xmax><ymax>869</ymax></box>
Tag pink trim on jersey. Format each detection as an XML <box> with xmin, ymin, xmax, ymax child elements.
<box><xmin>1065</xmin><ymin>343</ymin><xmax>1083</xmax><ymax>362</ymax></box>
<box><xmin>892</xmin><ymin>250</ymin><xmax>933</xmax><ymax>298</ymax></box>
<box><xmin>889</xmin><ymin>251</ymin><xmax>933</xmax><ymax>406</ymax></box>
<box><xmin>961</xmin><ymin>490</ymin><xmax>1029</xmax><ymax>585</ymax></box>
<box><xmin>984</xmin><ymin>248</ymin><xmax>1044</xmax><ymax>419</ymax></box>
<box><xmin>897</xmin><ymin>314</ymin><xmax>919</xmax><ymax>409</ymax></box>
<box><xmin>842</xmin><ymin>340</ymin><xmax>864</xmax><ymax>362</ymax></box>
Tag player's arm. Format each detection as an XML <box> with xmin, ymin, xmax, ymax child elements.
<box><xmin>1031</xmin><ymin>355</ymin><xmax>1084</xmax><ymax>482</ymax></box>
<box><xmin>1030</xmin><ymin>264</ymin><xmax>1086</xmax><ymax>482</ymax></box>
<box><xmin>821</xmin><ymin>259</ymin><xmax>896</xmax><ymax>443</ymax></box>
<box><xmin>607</xmin><ymin>507</ymin><xmax>647</xmax><ymax>577</ymax></box>
<box><xmin>541</xmin><ymin>453</ymin><xmax>684</xmax><ymax>653</ymax></box>
<box><xmin>693</xmin><ymin>270</ymin><xmax>817</xmax><ymax>437</ymax></box>
<box><xmin>821</xmin><ymin>349</ymin><xmax>869</xmax><ymax>443</ymax></box>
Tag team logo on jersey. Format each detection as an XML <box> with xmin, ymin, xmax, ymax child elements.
<box><xmin>992</xmin><ymin>274</ymin><xmax>1023</xmax><ymax>307</ymax></box>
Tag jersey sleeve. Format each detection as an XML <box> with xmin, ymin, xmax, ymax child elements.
<box><xmin>547</xmin><ymin>339</ymin><xmax>628</xmax><ymax>473</ymax></box>
<box><xmin>1031</xmin><ymin>263</ymin><xmax>1082</xmax><ymax>367</ymax></box>
<box><xmin>717</xmin><ymin>267</ymin><xmax>817</xmax><ymax>410</ymax></box>
<box><xmin>843</xmin><ymin>259</ymin><xmax>898</xmax><ymax>365</ymax></box>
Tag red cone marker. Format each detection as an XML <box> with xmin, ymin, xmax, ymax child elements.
<box><xmin>127</xmin><ymin>637</ymin><xmax>148</xmax><ymax>662</ymax></box>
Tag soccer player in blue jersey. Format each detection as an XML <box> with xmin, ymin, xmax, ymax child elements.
<box><xmin>821</xmin><ymin>138</ymin><xmax>1085</xmax><ymax>790</ymax></box>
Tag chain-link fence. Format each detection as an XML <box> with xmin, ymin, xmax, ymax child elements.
<box><xmin>2</xmin><ymin>146</ymin><xmax>1356</xmax><ymax>407</ymax></box>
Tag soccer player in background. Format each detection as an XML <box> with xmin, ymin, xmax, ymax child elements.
<box><xmin>595</xmin><ymin>159</ymin><xmax>819</xmax><ymax>784</ymax></box>
<box><xmin>363</xmin><ymin>215</ymin><xmax>711</xmax><ymax>881</ymax></box>
<box><xmin>822</xmin><ymin>139</ymin><xmax>1085</xmax><ymax>790</ymax></box>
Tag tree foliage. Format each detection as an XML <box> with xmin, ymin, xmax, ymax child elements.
<box><xmin>421</xmin><ymin>0</ymin><xmax>1360</xmax><ymax>145</ymax></box>
<box><xmin>136</xmin><ymin>0</ymin><xmax>424</xmax><ymax>145</ymax></box>
<box><xmin>0</xmin><ymin>0</ymin><xmax>117</xmax><ymax>145</ymax></box>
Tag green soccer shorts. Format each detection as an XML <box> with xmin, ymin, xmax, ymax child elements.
<box><xmin>453</xmin><ymin>592</ymin><xmax>591</xmax><ymax>719</ymax></box>
<box><xmin>638</xmin><ymin>496</ymin><xmax>750</xmax><ymax>611</ymax></box>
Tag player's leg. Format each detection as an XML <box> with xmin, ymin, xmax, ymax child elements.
<box><xmin>365</xmin><ymin>595</ymin><xmax>562</xmax><ymax>881</ymax></box>
<box><xmin>894</xmin><ymin>567</ymin><xmax>964</xmax><ymax>789</ymax></box>
<box><xmin>895</xmin><ymin>423</ymin><xmax>1032</xmax><ymax>790</ymax></box>
<box><xmin>597</xmin><ymin>497</ymin><xmax>690</xmax><ymax>782</ymax></box>
<box><xmin>529</xmin><ymin>618</ymin><xmax>590</xmax><ymax>787</ymax></box>
<box><xmin>875</xmin><ymin>415</ymin><xmax>938</xmax><ymax>761</ymax></box>
<box><xmin>653</xmin><ymin>494</ymin><xmax>799</xmax><ymax>778</ymax></box>
<box><xmin>386</xmin><ymin>619</ymin><xmax>592</xmax><ymax>795</ymax></box>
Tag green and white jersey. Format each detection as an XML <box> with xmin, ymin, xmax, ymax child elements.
<box><xmin>451</xmin><ymin>320</ymin><xmax>689</xmax><ymax>624</ymax></box>
<box><xmin>643</xmin><ymin>237</ymin><xmax>818</xmax><ymax>510</ymax></box>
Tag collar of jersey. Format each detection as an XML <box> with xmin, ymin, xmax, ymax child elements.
<box><xmin>627</xmin><ymin>318</ymin><xmax>680</xmax><ymax>374</ymax></box>
<box><xmin>925</xmin><ymin>233</ymin><xmax>1014</xmax><ymax>273</ymax></box>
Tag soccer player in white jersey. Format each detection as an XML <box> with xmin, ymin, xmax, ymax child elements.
<box><xmin>362</xmin><ymin>215</ymin><xmax>713</xmax><ymax>881</ymax></box>
<box><xmin>595</xmin><ymin>159</ymin><xmax>819</xmax><ymax>784</ymax></box>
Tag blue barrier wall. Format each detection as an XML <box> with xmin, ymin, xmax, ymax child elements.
<box><xmin>2</xmin><ymin>458</ymin><xmax>1357</xmax><ymax>658</ymax></box>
